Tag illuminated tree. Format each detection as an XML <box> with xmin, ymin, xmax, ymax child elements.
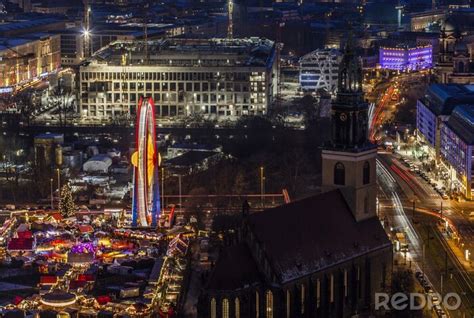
<box><xmin>59</xmin><ymin>183</ymin><xmax>76</xmax><ymax>218</ymax></box>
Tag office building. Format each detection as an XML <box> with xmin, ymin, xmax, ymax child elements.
<box><xmin>440</xmin><ymin>105</ymin><xmax>474</xmax><ymax>199</ymax></box>
<box><xmin>0</xmin><ymin>33</ymin><xmax>61</xmax><ymax>88</ymax></box>
<box><xmin>79</xmin><ymin>38</ymin><xmax>277</xmax><ymax>120</ymax></box>
<box><xmin>379</xmin><ymin>44</ymin><xmax>433</xmax><ymax>71</ymax></box>
<box><xmin>299</xmin><ymin>48</ymin><xmax>341</xmax><ymax>93</ymax></box>
<box><xmin>416</xmin><ymin>84</ymin><xmax>474</xmax><ymax>161</ymax></box>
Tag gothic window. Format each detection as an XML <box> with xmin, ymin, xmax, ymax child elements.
<box><xmin>363</xmin><ymin>161</ymin><xmax>370</xmax><ymax>185</ymax></box>
<box><xmin>222</xmin><ymin>298</ymin><xmax>229</xmax><ymax>318</ymax></box>
<box><xmin>266</xmin><ymin>290</ymin><xmax>273</xmax><ymax>318</ymax></box>
<box><xmin>235</xmin><ymin>298</ymin><xmax>240</xmax><ymax>318</ymax></box>
<box><xmin>210</xmin><ymin>298</ymin><xmax>216</xmax><ymax>318</ymax></box>
<box><xmin>316</xmin><ymin>279</ymin><xmax>321</xmax><ymax>309</ymax></box>
<box><xmin>300</xmin><ymin>284</ymin><xmax>305</xmax><ymax>314</ymax></box>
<box><xmin>458</xmin><ymin>61</ymin><xmax>465</xmax><ymax>73</ymax></box>
<box><xmin>256</xmin><ymin>291</ymin><xmax>260</xmax><ymax>318</ymax></box>
<box><xmin>334</xmin><ymin>162</ymin><xmax>345</xmax><ymax>185</ymax></box>
<box><xmin>286</xmin><ymin>290</ymin><xmax>291</xmax><ymax>318</ymax></box>
<box><xmin>364</xmin><ymin>195</ymin><xmax>369</xmax><ymax>214</ymax></box>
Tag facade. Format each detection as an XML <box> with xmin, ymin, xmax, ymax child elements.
<box><xmin>198</xmin><ymin>38</ymin><xmax>392</xmax><ymax>318</ymax></box>
<box><xmin>436</xmin><ymin>18</ymin><xmax>474</xmax><ymax>84</ymax></box>
<box><xmin>299</xmin><ymin>48</ymin><xmax>341</xmax><ymax>93</ymax></box>
<box><xmin>0</xmin><ymin>34</ymin><xmax>61</xmax><ymax>88</ymax></box>
<box><xmin>440</xmin><ymin>105</ymin><xmax>474</xmax><ymax>199</ymax></box>
<box><xmin>416</xmin><ymin>84</ymin><xmax>474</xmax><ymax>161</ymax></box>
<box><xmin>379</xmin><ymin>45</ymin><xmax>433</xmax><ymax>71</ymax></box>
<box><xmin>79</xmin><ymin>38</ymin><xmax>277</xmax><ymax>121</ymax></box>
<box><xmin>410</xmin><ymin>9</ymin><xmax>446</xmax><ymax>32</ymax></box>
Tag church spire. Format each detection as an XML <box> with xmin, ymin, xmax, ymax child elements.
<box><xmin>330</xmin><ymin>34</ymin><xmax>371</xmax><ymax>150</ymax></box>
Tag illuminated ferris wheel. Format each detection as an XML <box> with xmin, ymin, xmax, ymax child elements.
<box><xmin>131</xmin><ymin>97</ymin><xmax>161</xmax><ymax>227</ymax></box>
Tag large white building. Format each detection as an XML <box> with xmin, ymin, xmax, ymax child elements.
<box><xmin>299</xmin><ymin>48</ymin><xmax>341</xmax><ymax>93</ymax></box>
<box><xmin>79</xmin><ymin>38</ymin><xmax>277</xmax><ymax>121</ymax></box>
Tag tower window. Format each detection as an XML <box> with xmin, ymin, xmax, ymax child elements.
<box><xmin>334</xmin><ymin>162</ymin><xmax>345</xmax><ymax>185</ymax></box>
<box><xmin>363</xmin><ymin>161</ymin><xmax>370</xmax><ymax>185</ymax></box>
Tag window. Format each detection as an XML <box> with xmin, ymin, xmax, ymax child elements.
<box><xmin>329</xmin><ymin>274</ymin><xmax>334</xmax><ymax>303</ymax></box>
<box><xmin>286</xmin><ymin>290</ymin><xmax>290</xmax><ymax>318</ymax></box>
<box><xmin>300</xmin><ymin>284</ymin><xmax>305</xmax><ymax>314</ymax></box>
<box><xmin>363</xmin><ymin>161</ymin><xmax>370</xmax><ymax>184</ymax></box>
<box><xmin>334</xmin><ymin>162</ymin><xmax>345</xmax><ymax>185</ymax></box>
<box><xmin>256</xmin><ymin>291</ymin><xmax>259</xmax><ymax>318</ymax></box>
<box><xmin>316</xmin><ymin>279</ymin><xmax>320</xmax><ymax>309</ymax></box>
<box><xmin>222</xmin><ymin>298</ymin><xmax>229</xmax><ymax>318</ymax></box>
<box><xmin>210</xmin><ymin>298</ymin><xmax>216</xmax><ymax>318</ymax></box>
<box><xmin>344</xmin><ymin>269</ymin><xmax>348</xmax><ymax>297</ymax></box>
<box><xmin>265</xmin><ymin>290</ymin><xmax>273</xmax><ymax>318</ymax></box>
<box><xmin>235</xmin><ymin>298</ymin><xmax>240</xmax><ymax>318</ymax></box>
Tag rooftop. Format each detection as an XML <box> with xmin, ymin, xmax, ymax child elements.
<box><xmin>247</xmin><ymin>189</ymin><xmax>391</xmax><ymax>283</ymax></box>
<box><xmin>85</xmin><ymin>37</ymin><xmax>276</xmax><ymax>68</ymax></box>
<box><xmin>420</xmin><ymin>84</ymin><xmax>474</xmax><ymax>116</ymax></box>
<box><xmin>206</xmin><ymin>243</ymin><xmax>263</xmax><ymax>291</ymax></box>
<box><xmin>446</xmin><ymin>104</ymin><xmax>474</xmax><ymax>144</ymax></box>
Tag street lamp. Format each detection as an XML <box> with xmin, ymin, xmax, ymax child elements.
<box><xmin>50</xmin><ymin>178</ymin><xmax>54</xmax><ymax>209</ymax></box>
<box><xmin>260</xmin><ymin>166</ymin><xmax>265</xmax><ymax>208</ymax></box>
<box><xmin>56</xmin><ymin>168</ymin><xmax>61</xmax><ymax>194</ymax></box>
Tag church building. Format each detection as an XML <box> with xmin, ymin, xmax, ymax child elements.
<box><xmin>436</xmin><ymin>18</ymin><xmax>474</xmax><ymax>84</ymax></box>
<box><xmin>197</xmin><ymin>36</ymin><xmax>393</xmax><ymax>318</ymax></box>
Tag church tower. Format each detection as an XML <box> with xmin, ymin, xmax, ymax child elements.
<box><xmin>321</xmin><ymin>36</ymin><xmax>377</xmax><ymax>222</ymax></box>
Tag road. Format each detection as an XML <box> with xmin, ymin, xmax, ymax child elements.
<box><xmin>377</xmin><ymin>153</ymin><xmax>474</xmax><ymax>317</ymax></box>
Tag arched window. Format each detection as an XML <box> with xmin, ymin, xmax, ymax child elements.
<box><xmin>334</xmin><ymin>162</ymin><xmax>345</xmax><ymax>185</ymax></box>
<box><xmin>363</xmin><ymin>161</ymin><xmax>370</xmax><ymax>185</ymax></box>
<box><xmin>265</xmin><ymin>290</ymin><xmax>273</xmax><ymax>318</ymax></box>
<box><xmin>256</xmin><ymin>291</ymin><xmax>260</xmax><ymax>318</ymax></box>
<box><xmin>300</xmin><ymin>284</ymin><xmax>305</xmax><ymax>314</ymax></box>
<box><xmin>210</xmin><ymin>298</ymin><xmax>217</xmax><ymax>318</ymax></box>
<box><xmin>286</xmin><ymin>290</ymin><xmax>291</xmax><ymax>318</ymax></box>
<box><xmin>222</xmin><ymin>298</ymin><xmax>229</xmax><ymax>318</ymax></box>
<box><xmin>235</xmin><ymin>298</ymin><xmax>240</xmax><ymax>318</ymax></box>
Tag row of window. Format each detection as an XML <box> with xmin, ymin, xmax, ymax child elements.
<box><xmin>210</xmin><ymin>269</ymin><xmax>357</xmax><ymax>318</ymax></box>
<box><xmin>81</xmin><ymin>71</ymin><xmax>265</xmax><ymax>82</ymax></box>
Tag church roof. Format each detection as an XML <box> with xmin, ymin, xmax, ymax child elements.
<box><xmin>247</xmin><ymin>189</ymin><xmax>391</xmax><ymax>283</ymax></box>
<box><xmin>205</xmin><ymin>243</ymin><xmax>263</xmax><ymax>291</ymax></box>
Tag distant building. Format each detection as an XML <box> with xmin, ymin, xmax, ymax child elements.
<box><xmin>0</xmin><ymin>33</ymin><xmax>61</xmax><ymax>88</ymax></box>
<box><xmin>440</xmin><ymin>105</ymin><xmax>474</xmax><ymax>199</ymax></box>
<box><xmin>83</xmin><ymin>154</ymin><xmax>113</xmax><ymax>173</ymax></box>
<box><xmin>416</xmin><ymin>84</ymin><xmax>474</xmax><ymax>161</ymax></box>
<box><xmin>79</xmin><ymin>38</ymin><xmax>277</xmax><ymax>120</ymax></box>
<box><xmin>436</xmin><ymin>18</ymin><xmax>474</xmax><ymax>84</ymax></box>
<box><xmin>34</xmin><ymin>133</ymin><xmax>64</xmax><ymax>168</ymax></box>
<box><xmin>379</xmin><ymin>44</ymin><xmax>433</xmax><ymax>71</ymax></box>
<box><xmin>299</xmin><ymin>48</ymin><xmax>341</xmax><ymax>93</ymax></box>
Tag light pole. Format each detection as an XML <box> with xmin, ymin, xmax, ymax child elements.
<box><xmin>50</xmin><ymin>178</ymin><xmax>54</xmax><ymax>209</ymax></box>
<box><xmin>56</xmin><ymin>168</ymin><xmax>61</xmax><ymax>194</ymax></box>
<box><xmin>178</xmin><ymin>174</ymin><xmax>182</xmax><ymax>212</ymax></box>
<box><xmin>260</xmin><ymin>166</ymin><xmax>265</xmax><ymax>208</ymax></box>
<box><xmin>161</xmin><ymin>167</ymin><xmax>165</xmax><ymax>208</ymax></box>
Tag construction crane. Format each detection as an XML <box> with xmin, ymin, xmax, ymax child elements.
<box><xmin>83</xmin><ymin>0</ymin><xmax>91</xmax><ymax>58</ymax></box>
<box><xmin>227</xmin><ymin>0</ymin><xmax>233</xmax><ymax>39</ymax></box>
